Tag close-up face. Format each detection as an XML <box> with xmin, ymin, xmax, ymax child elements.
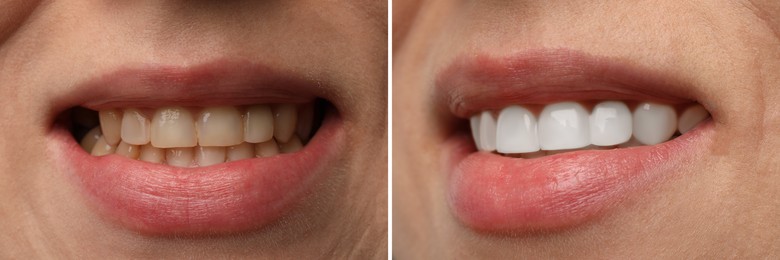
<box><xmin>394</xmin><ymin>0</ymin><xmax>779</xmax><ymax>258</ymax></box>
<box><xmin>0</xmin><ymin>0</ymin><xmax>386</xmax><ymax>258</ymax></box>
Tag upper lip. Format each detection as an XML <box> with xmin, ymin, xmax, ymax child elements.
<box><xmin>48</xmin><ymin>59</ymin><xmax>344</xmax><ymax>235</ymax></box>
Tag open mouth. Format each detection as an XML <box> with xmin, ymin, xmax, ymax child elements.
<box><xmin>437</xmin><ymin>49</ymin><xmax>716</xmax><ymax>233</ymax></box>
<box><xmin>47</xmin><ymin>60</ymin><xmax>345</xmax><ymax>235</ymax></box>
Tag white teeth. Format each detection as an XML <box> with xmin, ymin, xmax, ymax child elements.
<box><xmin>90</xmin><ymin>135</ymin><xmax>116</xmax><ymax>156</ymax></box>
<box><xmin>195</xmin><ymin>146</ymin><xmax>226</xmax><ymax>167</ymax></box>
<box><xmin>138</xmin><ymin>144</ymin><xmax>164</xmax><ymax>163</ymax></box>
<box><xmin>678</xmin><ymin>104</ymin><xmax>709</xmax><ymax>134</ymax></box>
<box><xmin>478</xmin><ymin>111</ymin><xmax>497</xmax><ymax>152</ymax></box>
<box><xmin>244</xmin><ymin>105</ymin><xmax>274</xmax><ymax>143</ymax></box>
<box><xmin>273</xmin><ymin>104</ymin><xmax>297</xmax><ymax>143</ymax></box>
<box><xmin>279</xmin><ymin>135</ymin><xmax>303</xmax><ymax>154</ymax></box>
<box><xmin>197</xmin><ymin>106</ymin><xmax>244</xmax><ymax>147</ymax></box>
<box><xmin>98</xmin><ymin>110</ymin><xmax>122</xmax><ymax>145</ymax></box>
<box><xmin>120</xmin><ymin>109</ymin><xmax>151</xmax><ymax>145</ymax></box>
<box><xmin>166</xmin><ymin>147</ymin><xmax>194</xmax><ymax>167</ymax></box>
<box><xmin>633</xmin><ymin>102</ymin><xmax>677</xmax><ymax>145</ymax></box>
<box><xmin>115</xmin><ymin>141</ymin><xmax>140</xmax><ymax>159</ymax></box>
<box><xmin>469</xmin><ymin>115</ymin><xmax>482</xmax><ymax>150</ymax></box>
<box><xmin>255</xmin><ymin>139</ymin><xmax>280</xmax><ymax>157</ymax></box>
<box><xmin>496</xmin><ymin>106</ymin><xmax>540</xmax><ymax>153</ymax></box>
<box><xmin>226</xmin><ymin>142</ymin><xmax>254</xmax><ymax>162</ymax></box>
<box><xmin>589</xmin><ymin>101</ymin><xmax>632</xmax><ymax>146</ymax></box>
<box><xmin>80</xmin><ymin>127</ymin><xmax>102</xmax><ymax>152</ymax></box>
<box><xmin>296</xmin><ymin>102</ymin><xmax>315</xmax><ymax>142</ymax></box>
<box><xmin>151</xmin><ymin>107</ymin><xmax>197</xmax><ymax>148</ymax></box>
<box><xmin>538</xmin><ymin>102</ymin><xmax>590</xmax><ymax>150</ymax></box>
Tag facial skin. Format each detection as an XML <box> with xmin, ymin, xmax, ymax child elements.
<box><xmin>0</xmin><ymin>0</ymin><xmax>386</xmax><ymax>258</ymax></box>
<box><xmin>394</xmin><ymin>0</ymin><xmax>780</xmax><ymax>258</ymax></box>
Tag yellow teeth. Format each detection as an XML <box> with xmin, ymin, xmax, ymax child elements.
<box><xmin>152</xmin><ymin>107</ymin><xmax>198</xmax><ymax>148</ymax></box>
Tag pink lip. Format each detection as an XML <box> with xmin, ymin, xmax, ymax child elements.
<box><xmin>437</xmin><ymin>49</ymin><xmax>714</xmax><ymax>233</ymax></box>
<box><xmin>48</xmin><ymin>60</ymin><xmax>344</xmax><ymax>235</ymax></box>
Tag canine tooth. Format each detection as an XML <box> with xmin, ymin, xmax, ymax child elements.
<box><xmin>633</xmin><ymin>102</ymin><xmax>677</xmax><ymax>145</ymax></box>
<box><xmin>121</xmin><ymin>109</ymin><xmax>151</xmax><ymax>145</ymax></box>
<box><xmin>197</xmin><ymin>106</ymin><xmax>244</xmax><ymax>147</ymax></box>
<box><xmin>91</xmin><ymin>136</ymin><xmax>116</xmax><ymax>156</ymax></box>
<box><xmin>139</xmin><ymin>145</ymin><xmax>164</xmax><ymax>163</ymax></box>
<box><xmin>279</xmin><ymin>135</ymin><xmax>303</xmax><ymax>153</ymax></box>
<box><xmin>538</xmin><ymin>102</ymin><xmax>590</xmax><ymax>150</ymax></box>
<box><xmin>80</xmin><ymin>127</ymin><xmax>102</xmax><ymax>152</ymax></box>
<box><xmin>296</xmin><ymin>103</ymin><xmax>315</xmax><ymax>142</ymax></box>
<box><xmin>166</xmin><ymin>147</ymin><xmax>194</xmax><ymax>167</ymax></box>
<box><xmin>478</xmin><ymin>111</ymin><xmax>497</xmax><ymax>152</ymax></box>
<box><xmin>590</xmin><ymin>101</ymin><xmax>632</xmax><ymax>146</ymax></box>
<box><xmin>678</xmin><ymin>104</ymin><xmax>709</xmax><ymax>134</ymax></box>
<box><xmin>244</xmin><ymin>105</ymin><xmax>274</xmax><ymax>143</ymax></box>
<box><xmin>151</xmin><ymin>107</ymin><xmax>197</xmax><ymax>148</ymax></box>
<box><xmin>273</xmin><ymin>104</ymin><xmax>297</xmax><ymax>143</ymax></box>
<box><xmin>496</xmin><ymin>106</ymin><xmax>540</xmax><ymax>153</ymax></box>
<box><xmin>226</xmin><ymin>143</ymin><xmax>254</xmax><ymax>161</ymax></box>
<box><xmin>470</xmin><ymin>115</ymin><xmax>482</xmax><ymax>150</ymax></box>
<box><xmin>255</xmin><ymin>139</ymin><xmax>280</xmax><ymax>157</ymax></box>
<box><xmin>195</xmin><ymin>146</ymin><xmax>226</xmax><ymax>167</ymax></box>
<box><xmin>115</xmin><ymin>141</ymin><xmax>140</xmax><ymax>159</ymax></box>
<box><xmin>98</xmin><ymin>110</ymin><xmax>122</xmax><ymax>145</ymax></box>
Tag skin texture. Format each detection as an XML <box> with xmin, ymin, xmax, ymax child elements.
<box><xmin>394</xmin><ymin>0</ymin><xmax>780</xmax><ymax>259</ymax></box>
<box><xmin>0</xmin><ymin>0</ymin><xmax>386</xmax><ymax>258</ymax></box>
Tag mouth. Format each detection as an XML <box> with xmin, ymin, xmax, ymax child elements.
<box><xmin>47</xmin><ymin>60</ymin><xmax>344</xmax><ymax>235</ymax></box>
<box><xmin>436</xmin><ymin>49</ymin><xmax>716</xmax><ymax>233</ymax></box>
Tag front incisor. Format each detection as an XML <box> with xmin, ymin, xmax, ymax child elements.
<box><xmin>151</xmin><ymin>107</ymin><xmax>197</xmax><ymax>148</ymax></box>
<box><xmin>197</xmin><ymin>106</ymin><xmax>244</xmax><ymax>147</ymax></box>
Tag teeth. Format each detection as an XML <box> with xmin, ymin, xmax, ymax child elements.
<box><xmin>469</xmin><ymin>115</ymin><xmax>482</xmax><ymax>150</ymax></box>
<box><xmin>226</xmin><ymin>142</ymin><xmax>255</xmax><ymax>162</ymax></box>
<box><xmin>255</xmin><ymin>139</ymin><xmax>280</xmax><ymax>157</ymax></box>
<box><xmin>195</xmin><ymin>146</ymin><xmax>226</xmax><ymax>167</ymax></box>
<box><xmin>115</xmin><ymin>141</ymin><xmax>140</xmax><ymax>159</ymax></box>
<box><xmin>632</xmin><ymin>102</ymin><xmax>677</xmax><ymax>145</ymax></box>
<box><xmin>91</xmin><ymin>135</ymin><xmax>116</xmax><ymax>156</ymax></box>
<box><xmin>151</xmin><ymin>107</ymin><xmax>197</xmax><ymax>148</ymax></box>
<box><xmin>478</xmin><ymin>111</ymin><xmax>497</xmax><ymax>152</ymax></box>
<box><xmin>279</xmin><ymin>135</ymin><xmax>303</xmax><ymax>154</ymax></box>
<box><xmin>138</xmin><ymin>144</ymin><xmax>165</xmax><ymax>163</ymax></box>
<box><xmin>273</xmin><ymin>104</ymin><xmax>297</xmax><ymax>143</ymax></box>
<box><xmin>496</xmin><ymin>106</ymin><xmax>540</xmax><ymax>153</ymax></box>
<box><xmin>538</xmin><ymin>102</ymin><xmax>590</xmax><ymax>150</ymax></box>
<box><xmin>98</xmin><ymin>110</ymin><xmax>122</xmax><ymax>145</ymax></box>
<box><xmin>296</xmin><ymin>103</ymin><xmax>315</xmax><ymax>142</ymax></box>
<box><xmin>121</xmin><ymin>109</ymin><xmax>151</xmax><ymax>145</ymax></box>
<box><xmin>79</xmin><ymin>127</ymin><xmax>102</xmax><ymax>152</ymax></box>
<box><xmin>244</xmin><ymin>105</ymin><xmax>274</xmax><ymax>143</ymax></box>
<box><xmin>589</xmin><ymin>101</ymin><xmax>632</xmax><ymax>146</ymax></box>
<box><xmin>678</xmin><ymin>104</ymin><xmax>709</xmax><ymax>133</ymax></box>
<box><xmin>166</xmin><ymin>147</ymin><xmax>194</xmax><ymax>167</ymax></box>
<box><xmin>197</xmin><ymin>106</ymin><xmax>244</xmax><ymax>147</ymax></box>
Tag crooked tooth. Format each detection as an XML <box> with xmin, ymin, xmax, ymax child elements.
<box><xmin>138</xmin><ymin>145</ymin><xmax>164</xmax><ymax>163</ymax></box>
<box><xmin>496</xmin><ymin>106</ymin><xmax>540</xmax><ymax>153</ymax></box>
<box><xmin>678</xmin><ymin>104</ymin><xmax>709</xmax><ymax>134</ymax></box>
<box><xmin>166</xmin><ymin>147</ymin><xmax>194</xmax><ymax>167</ymax></box>
<box><xmin>98</xmin><ymin>110</ymin><xmax>122</xmax><ymax>145</ymax></box>
<box><xmin>470</xmin><ymin>115</ymin><xmax>482</xmax><ymax>150</ymax></box>
<box><xmin>255</xmin><ymin>139</ymin><xmax>280</xmax><ymax>157</ymax></box>
<box><xmin>590</xmin><ymin>101</ymin><xmax>632</xmax><ymax>146</ymax></box>
<box><xmin>195</xmin><ymin>146</ymin><xmax>226</xmax><ymax>167</ymax></box>
<box><xmin>226</xmin><ymin>142</ymin><xmax>254</xmax><ymax>161</ymax></box>
<box><xmin>633</xmin><ymin>102</ymin><xmax>677</xmax><ymax>145</ymax></box>
<box><xmin>91</xmin><ymin>136</ymin><xmax>116</xmax><ymax>156</ymax></box>
<box><xmin>115</xmin><ymin>141</ymin><xmax>140</xmax><ymax>159</ymax></box>
<box><xmin>197</xmin><ymin>106</ymin><xmax>244</xmax><ymax>147</ymax></box>
<box><xmin>121</xmin><ymin>109</ymin><xmax>151</xmax><ymax>145</ymax></box>
<box><xmin>296</xmin><ymin>103</ymin><xmax>315</xmax><ymax>142</ymax></box>
<box><xmin>151</xmin><ymin>107</ymin><xmax>197</xmax><ymax>148</ymax></box>
<box><xmin>273</xmin><ymin>104</ymin><xmax>297</xmax><ymax>143</ymax></box>
<box><xmin>80</xmin><ymin>127</ymin><xmax>102</xmax><ymax>152</ymax></box>
<box><xmin>478</xmin><ymin>111</ymin><xmax>497</xmax><ymax>152</ymax></box>
<box><xmin>538</xmin><ymin>102</ymin><xmax>590</xmax><ymax>150</ymax></box>
<box><xmin>244</xmin><ymin>105</ymin><xmax>274</xmax><ymax>143</ymax></box>
<box><xmin>279</xmin><ymin>135</ymin><xmax>303</xmax><ymax>154</ymax></box>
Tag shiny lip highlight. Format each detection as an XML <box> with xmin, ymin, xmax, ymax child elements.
<box><xmin>435</xmin><ymin>49</ymin><xmax>714</xmax><ymax>233</ymax></box>
<box><xmin>47</xmin><ymin>60</ymin><xmax>344</xmax><ymax>235</ymax></box>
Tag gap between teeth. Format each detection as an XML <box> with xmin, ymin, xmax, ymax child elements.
<box><xmin>470</xmin><ymin>101</ymin><xmax>710</xmax><ymax>157</ymax></box>
<box><xmin>78</xmin><ymin>103</ymin><xmax>314</xmax><ymax>167</ymax></box>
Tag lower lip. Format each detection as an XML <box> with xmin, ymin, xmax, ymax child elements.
<box><xmin>445</xmin><ymin>121</ymin><xmax>713</xmax><ymax>233</ymax></box>
<box><xmin>49</xmin><ymin>115</ymin><xmax>343</xmax><ymax>235</ymax></box>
